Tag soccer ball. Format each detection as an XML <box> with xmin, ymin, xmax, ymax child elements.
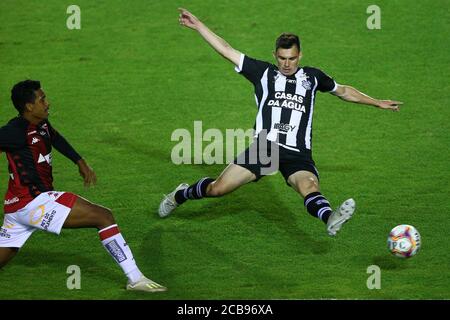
<box><xmin>387</xmin><ymin>224</ymin><xmax>421</xmax><ymax>258</ymax></box>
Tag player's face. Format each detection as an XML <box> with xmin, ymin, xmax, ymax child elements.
<box><xmin>274</xmin><ymin>46</ymin><xmax>302</xmax><ymax>76</ymax></box>
<box><xmin>27</xmin><ymin>89</ymin><xmax>50</xmax><ymax>120</ymax></box>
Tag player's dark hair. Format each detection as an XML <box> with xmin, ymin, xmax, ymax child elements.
<box><xmin>11</xmin><ymin>79</ymin><xmax>41</xmax><ymax>114</ymax></box>
<box><xmin>275</xmin><ymin>33</ymin><xmax>301</xmax><ymax>51</ymax></box>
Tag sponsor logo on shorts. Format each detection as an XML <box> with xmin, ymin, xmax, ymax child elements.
<box><xmin>29</xmin><ymin>205</ymin><xmax>46</xmax><ymax>225</ymax></box>
<box><xmin>31</xmin><ymin>137</ymin><xmax>40</xmax><ymax>144</ymax></box>
<box><xmin>4</xmin><ymin>197</ymin><xmax>19</xmax><ymax>205</ymax></box>
<box><xmin>0</xmin><ymin>227</ymin><xmax>11</xmax><ymax>239</ymax></box>
<box><xmin>105</xmin><ymin>240</ymin><xmax>127</xmax><ymax>263</ymax></box>
<box><xmin>40</xmin><ymin>210</ymin><xmax>57</xmax><ymax>231</ymax></box>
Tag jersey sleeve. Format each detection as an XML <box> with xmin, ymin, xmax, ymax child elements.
<box><xmin>0</xmin><ymin>125</ymin><xmax>26</xmax><ymax>151</ymax></box>
<box><xmin>311</xmin><ymin>67</ymin><xmax>337</xmax><ymax>93</ymax></box>
<box><xmin>47</xmin><ymin>122</ymin><xmax>82</xmax><ymax>164</ymax></box>
<box><xmin>235</xmin><ymin>54</ymin><xmax>271</xmax><ymax>86</ymax></box>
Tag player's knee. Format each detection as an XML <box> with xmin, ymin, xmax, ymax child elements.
<box><xmin>207</xmin><ymin>181</ymin><xmax>227</xmax><ymax>197</ymax></box>
<box><xmin>299</xmin><ymin>177</ymin><xmax>319</xmax><ymax>194</ymax></box>
<box><xmin>96</xmin><ymin>207</ymin><xmax>116</xmax><ymax>229</ymax></box>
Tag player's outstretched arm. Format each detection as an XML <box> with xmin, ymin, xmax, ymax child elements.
<box><xmin>178</xmin><ymin>8</ymin><xmax>242</xmax><ymax>66</ymax></box>
<box><xmin>332</xmin><ymin>84</ymin><xmax>403</xmax><ymax>111</ymax></box>
<box><xmin>77</xmin><ymin>159</ymin><xmax>97</xmax><ymax>187</ymax></box>
<box><xmin>49</xmin><ymin>124</ymin><xmax>96</xmax><ymax>186</ymax></box>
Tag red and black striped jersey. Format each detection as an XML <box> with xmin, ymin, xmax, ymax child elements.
<box><xmin>0</xmin><ymin>117</ymin><xmax>81</xmax><ymax>213</ymax></box>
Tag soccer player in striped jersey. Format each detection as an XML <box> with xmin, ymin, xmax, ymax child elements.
<box><xmin>159</xmin><ymin>9</ymin><xmax>402</xmax><ymax>236</ymax></box>
<box><xmin>0</xmin><ymin>80</ymin><xmax>166</xmax><ymax>292</ymax></box>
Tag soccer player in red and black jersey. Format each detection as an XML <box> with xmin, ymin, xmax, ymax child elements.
<box><xmin>0</xmin><ymin>80</ymin><xmax>166</xmax><ymax>292</ymax></box>
<box><xmin>159</xmin><ymin>9</ymin><xmax>403</xmax><ymax>236</ymax></box>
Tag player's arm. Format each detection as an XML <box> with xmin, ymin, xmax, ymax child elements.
<box><xmin>76</xmin><ymin>158</ymin><xmax>97</xmax><ymax>187</ymax></box>
<box><xmin>332</xmin><ymin>84</ymin><xmax>403</xmax><ymax>111</ymax></box>
<box><xmin>0</xmin><ymin>125</ymin><xmax>26</xmax><ymax>151</ymax></box>
<box><xmin>178</xmin><ymin>8</ymin><xmax>242</xmax><ymax>66</ymax></box>
<box><xmin>49</xmin><ymin>125</ymin><xmax>97</xmax><ymax>187</ymax></box>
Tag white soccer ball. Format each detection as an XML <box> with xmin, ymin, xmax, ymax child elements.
<box><xmin>387</xmin><ymin>224</ymin><xmax>421</xmax><ymax>258</ymax></box>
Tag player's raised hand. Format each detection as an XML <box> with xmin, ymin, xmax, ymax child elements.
<box><xmin>77</xmin><ymin>159</ymin><xmax>97</xmax><ymax>187</ymax></box>
<box><xmin>178</xmin><ymin>8</ymin><xmax>201</xmax><ymax>30</ymax></box>
<box><xmin>377</xmin><ymin>100</ymin><xmax>403</xmax><ymax>112</ymax></box>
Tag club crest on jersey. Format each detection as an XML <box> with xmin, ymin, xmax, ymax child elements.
<box><xmin>302</xmin><ymin>80</ymin><xmax>312</xmax><ymax>90</ymax></box>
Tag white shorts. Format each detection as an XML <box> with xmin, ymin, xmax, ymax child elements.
<box><xmin>0</xmin><ymin>191</ymin><xmax>78</xmax><ymax>248</ymax></box>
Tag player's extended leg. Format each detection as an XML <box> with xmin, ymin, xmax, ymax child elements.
<box><xmin>63</xmin><ymin>196</ymin><xmax>115</xmax><ymax>229</ymax></box>
<box><xmin>288</xmin><ymin>170</ymin><xmax>355</xmax><ymax>236</ymax></box>
<box><xmin>64</xmin><ymin>196</ymin><xmax>166</xmax><ymax>292</ymax></box>
<box><xmin>0</xmin><ymin>247</ymin><xmax>19</xmax><ymax>269</ymax></box>
<box><xmin>158</xmin><ymin>163</ymin><xmax>256</xmax><ymax>217</ymax></box>
<box><xmin>206</xmin><ymin>163</ymin><xmax>257</xmax><ymax>197</ymax></box>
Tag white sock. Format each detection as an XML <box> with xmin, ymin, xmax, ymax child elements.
<box><xmin>98</xmin><ymin>224</ymin><xmax>143</xmax><ymax>283</ymax></box>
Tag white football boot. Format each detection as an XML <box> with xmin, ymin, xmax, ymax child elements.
<box><xmin>326</xmin><ymin>198</ymin><xmax>356</xmax><ymax>236</ymax></box>
<box><xmin>126</xmin><ymin>275</ymin><xmax>167</xmax><ymax>292</ymax></box>
<box><xmin>158</xmin><ymin>183</ymin><xmax>189</xmax><ymax>218</ymax></box>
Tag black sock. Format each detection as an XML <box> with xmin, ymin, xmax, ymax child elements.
<box><xmin>304</xmin><ymin>192</ymin><xmax>333</xmax><ymax>223</ymax></box>
<box><xmin>174</xmin><ymin>178</ymin><xmax>215</xmax><ymax>205</ymax></box>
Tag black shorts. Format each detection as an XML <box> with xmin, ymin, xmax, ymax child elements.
<box><xmin>233</xmin><ymin>138</ymin><xmax>319</xmax><ymax>184</ymax></box>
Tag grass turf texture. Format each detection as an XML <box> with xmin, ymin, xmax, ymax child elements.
<box><xmin>0</xmin><ymin>0</ymin><xmax>448</xmax><ymax>299</ymax></box>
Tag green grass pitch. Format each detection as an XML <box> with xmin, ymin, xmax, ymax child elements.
<box><xmin>0</xmin><ymin>0</ymin><xmax>448</xmax><ymax>299</ymax></box>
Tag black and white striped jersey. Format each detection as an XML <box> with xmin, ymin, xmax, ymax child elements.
<box><xmin>235</xmin><ymin>54</ymin><xmax>337</xmax><ymax>155</ymax></box>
